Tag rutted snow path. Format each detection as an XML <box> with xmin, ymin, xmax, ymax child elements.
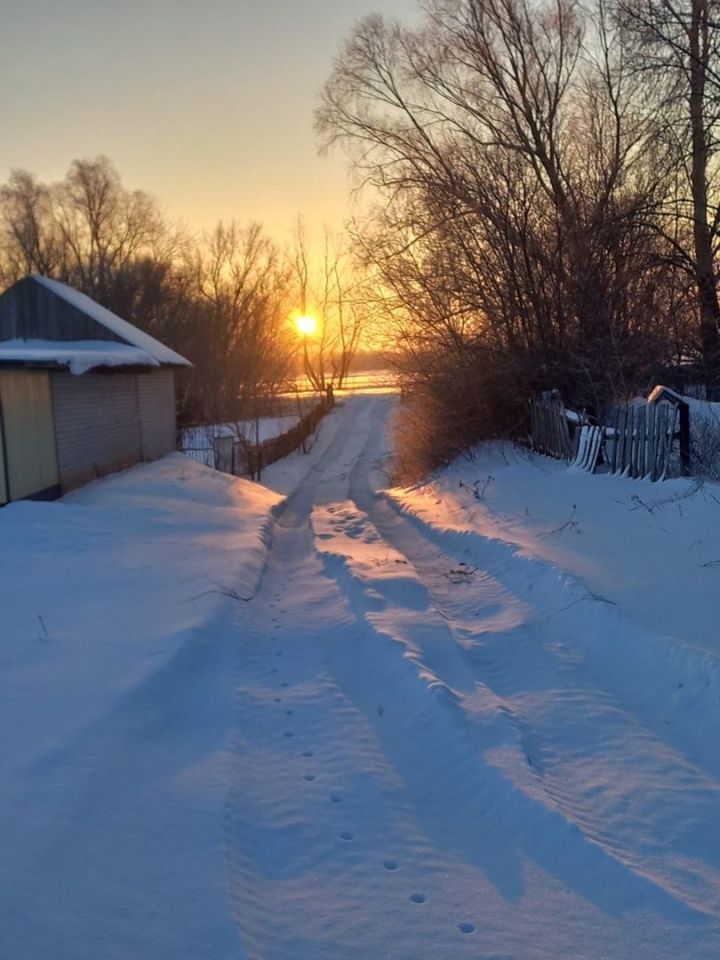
<box><xmin>228</xmin><ymin>395</ymin><xmax>720</xmax><ymax>960</ymax></box>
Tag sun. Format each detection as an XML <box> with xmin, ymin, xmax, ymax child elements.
<box><xmin>294</xmin><ymin>314</ymin><xmax>318</xmax><ymax>336</ymax></box>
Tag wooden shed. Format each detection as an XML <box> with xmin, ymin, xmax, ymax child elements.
<box><xmin>0</xmin><ymin>275</ymin><xmax>191</xmax><ymax>504</ymax></box>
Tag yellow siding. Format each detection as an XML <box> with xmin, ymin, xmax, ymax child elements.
<box><xmin>0</xmin><ymin>371</ymin><xmax>59</xmax><ymax>501</ymax></box>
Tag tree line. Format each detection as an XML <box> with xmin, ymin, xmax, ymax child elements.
<box><xmin>0</xmin><ymin>158</ymin><xmax>365</xmax><ymax>426</ymax></box>
<box><xmin>317</xmin><ymin>0</ymin><xmax>720</xmax><ymax>474</ymax></box>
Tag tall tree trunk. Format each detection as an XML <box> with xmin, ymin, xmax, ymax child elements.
<box><xmin>689</xmin><ymin>0</ymin><xmax>720</xmax><ymax>394</ymax></box>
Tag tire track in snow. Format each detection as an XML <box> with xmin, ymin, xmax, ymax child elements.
<box><xmin>225</xmin><ymin>396</ymin><xmax>720</xmax><ymax>959</ymax></box>
<box><xmin>343</xmin><ymin>403</ymin><xmax>720</xmax><ymax>924</ymax></box>
<box><xmin>314</xmin><ymin>499</ymin><xmax>712</xmax><ymax>925</ymax></box>
<box><xmin>227</xmin><ymin>397</ymin><xmax>534</xmax><ymax>958</ymax></box>
<box><xmin>225</xmin><ymin>397</ymin><xmax>453</xmax><ymax>959</ymax></box>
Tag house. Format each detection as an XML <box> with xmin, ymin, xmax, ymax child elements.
<box><xmin>0</xmin><ymin>275</ymin><xmax>191</xmax><ymax>504</ymax></box>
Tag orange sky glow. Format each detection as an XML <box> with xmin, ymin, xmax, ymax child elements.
<box><xmin>1</xmin><ymin>0</ymin><xmax>418</xmax><ymax>243</ymax></box>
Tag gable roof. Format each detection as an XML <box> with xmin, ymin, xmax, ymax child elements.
<box><xmin>0</xmin><ymin>275</ymin><xmax>191</xmax><ymax>373</ymax></box>
<box><xmin>31</xmin><ymin>276</ymin><xmax>191</xmax><ymax>368</ymax></box>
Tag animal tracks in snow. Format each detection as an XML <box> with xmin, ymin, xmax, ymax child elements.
<box><xmin>260</xmin><ymin>634</ymin><xmax>480</xmax><ymax>949</ymax></box>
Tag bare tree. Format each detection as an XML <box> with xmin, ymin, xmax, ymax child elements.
<box><xmin>290</xmin><ymin>223</ymin><xmax>366</xmax><ymax>392</ymax></box>
<box><xmin>318</xmin><ymin>0</ymin><xmax>670</xmax><ymax>429</ymax></box>
<box><xmin>0</xmin><ymin>159</ymin><xmax>299</xmax><ymax>427</ymax></box>
<box><xmin>192</xmin><ymin>221</ymin><xmax>294</xmax><ymax>422</ymax></box>
<box><xmin>0</xmin><ymin>156</ymin><xmax>164</xmax><ymax>303</ymax></box>
<box><xmin>617</xmin><ymin>0</ymin><xmax>720</xmax><ymax>392</ymax></box>
<box><xmin>0</xmin><ymin>170</ymin><xmax>63</xmax><ymax>280</ymax></box>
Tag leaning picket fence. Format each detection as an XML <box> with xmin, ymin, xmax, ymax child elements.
<box><xmin>607</xmin><ymin>401</ymin><xmax>685</xmax><ymax>480</ymax></box>
<box><xmin>529</xmin><ymin>388</ymin><xmax>690</xmax><ymax>481</ymax></box>
<box><xmin>529</xmin><ymin>394</ymin><xmax>573</xmax><ymax>460</ymax></box>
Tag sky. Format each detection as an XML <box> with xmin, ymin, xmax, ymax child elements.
<box><xmin>1</xmin><ymin>0</ymin><xmax>419</xmax><ymax>243</ymax></box>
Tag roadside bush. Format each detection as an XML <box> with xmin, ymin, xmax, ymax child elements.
<box><xmin>391</xmin><ymin>347</ymin><xmax>525</xmax><ymax>483</ymax></box>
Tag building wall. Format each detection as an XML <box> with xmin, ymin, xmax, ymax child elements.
<box><xmin>0</xmin><ymin>408</ymin><xmax>6</xmax><ymax>505</ymax></box>
<box><xmin>50</xmin><ymin>370</ymin><xmax>177</xmax><ymax>492</ymax></box>
<box><xmin>0</xmin><ymin>371</ymin><xmax>59</xmax><ymax>502</ymax></box>
<box><xmin>136</xmin><ymin>370</ymin><xmax>177</xmax><ymax>460</ymax></box>
<box><xmin>51</xmin><ymin>373</ymin><xmax>142</xmax><ymax>491</ymax></box>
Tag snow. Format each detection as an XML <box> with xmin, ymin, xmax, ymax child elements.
<box><xmin>686</xmin><ymin>394</ymin><xmax>720</xmax><ymax>426</ymax></box>
<box><xmin>0</xmin><ymin>338</ymin><xmax>160</xmax><ymax>374</ymax></box>
<box><xmin>648</xmin><ymin>383</ymin><xmax>686</xmax><ymax>404</ymax></box>
<box><xmin>181</xmin><ymin>416</ymin><xmax>301</xmax><ymax>466</ymax></box>
<box><xmin>391</xmin><ymin>442</ymin><xmax>720</xmax><ymax>657</ymax></box>
<box><xmin>4</xmin><ymin>396</ymin><xmax>720</xmax><ymax>959</ymax></box>
<box><xmin>0</xmin><ymin>454</ymin><xmax>281</xmax><ymax>958</ymax></box>
<box><xmin>32</xmin><ymin>275</ymin><xmax>191</xmax><ymax>367</ymax></box>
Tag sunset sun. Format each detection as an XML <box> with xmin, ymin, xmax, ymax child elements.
<box><xmin>294</xmin><ymin>314</ymin><xmax>317</xmax><ymax>336</ymax></box>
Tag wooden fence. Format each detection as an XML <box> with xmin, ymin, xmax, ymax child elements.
<box><xmin>529</xmin><ymin>394</ymin><xmax>573</xmax><ymax>460</ymax></box>
<box><xmin>213</xmin><ymin>395</ymin><xmax>335</xmax><ymax>480</ymax></box>
<box><xmin>607</xmin><ymin>401</ymin><xmax>685</xmax><ymax>480</ymax></box>
<box><xmin>529</xmin><ymin>389</ymin><xmax>690</xmax><ymax>481</ymax></box>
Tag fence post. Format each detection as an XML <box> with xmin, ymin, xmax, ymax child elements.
<box><xmin>678</xmin><ymin>400</ymin><xmax>690</xmax><ymax>476</ymax></box>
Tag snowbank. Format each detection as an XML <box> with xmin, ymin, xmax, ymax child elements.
<box><xmin>0</xmin><ymin>454</ymin><xmax>281</xmax><ymax>959</ymax></box>
<box><xmin>388</xmin><ymin>443</ymin><xmax>720</xmax><ymax>659</ymax></box>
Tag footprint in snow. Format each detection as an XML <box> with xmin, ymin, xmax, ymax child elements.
<box><xmin>285</xmin><ymin>709</ymin><xmax>294</xmax><ymax>715</ymax></box>
<box><xmin>410</xmin><ymin>894</ymin><xmax>425</xmax><ymax>904</ymax></box>
<box><xmin>330</xmin><ymin>794</ymin><xmax>342</xmax><ymax>803</ymax></box>
<box><xmin>302</xmin><ymin>750</ymin><xmax>314</xmax><ymax>758</ymax></box>
<box><xmin>383</xmin><ymin>860</ymin><xmax>399</xmax><ymax>871</ymax></box>
<box><xmin>284</xmin><ymin>731</ymin><xmax>294</xmax><ymax>738</ymax></box>
<box><xmin>304</xmin><ymin>774</ymin><xmax>316</xmax><ymax>782</ymax></box>
<box><xmin>339</xmin><ymin>831</ymin><xmax>354</xmax><ymax>841</ymax></box>
<box><xmin>457</xmin><ymin>923</ymin><xmax>475</xmax><ymax>935</ymax></box>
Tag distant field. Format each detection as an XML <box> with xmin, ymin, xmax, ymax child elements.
<box><xmin>283</xmin><ymin>368</ymin><xmax>399</xmax><ymax>396</ymax></box>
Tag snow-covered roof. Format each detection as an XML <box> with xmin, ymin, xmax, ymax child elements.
<box><xmin>31</xmin><ymin>276</ymin><xmax>191</xmax><ymax>368</ymax></box>
<box><xmin>647</xmin><ymin>384</ymin><xmax>687</xmax><ymax>405</ymax></box>
<box><xmin>0</xmin><ymin>340</ymin><xmax>161</xmax><ymax>376</ymax></box>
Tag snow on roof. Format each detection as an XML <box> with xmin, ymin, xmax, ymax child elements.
<box><xmin>31</xmin><ymin>275</ymin><xmax>191</xmax><ymax>368</ymax></box>
<box><xmin>0</xmin><ymin>339</ymin><xmax>160</xmax><ymax>376</ymax></box>
<box><xmin>647</xmin><ymin>384</ymin><xmax>686</xmax><ymax>405</ymax></box>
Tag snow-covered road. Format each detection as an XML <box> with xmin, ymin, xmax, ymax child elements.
<box><xmin>4</xmin><ymin>394</ymin><xmax>720</xmax><ymax>959</ymax></box>
<box><xmin>227</xmin><ymin>395</ymin><xmax>720</xmax><ymax>959</ymax></box>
